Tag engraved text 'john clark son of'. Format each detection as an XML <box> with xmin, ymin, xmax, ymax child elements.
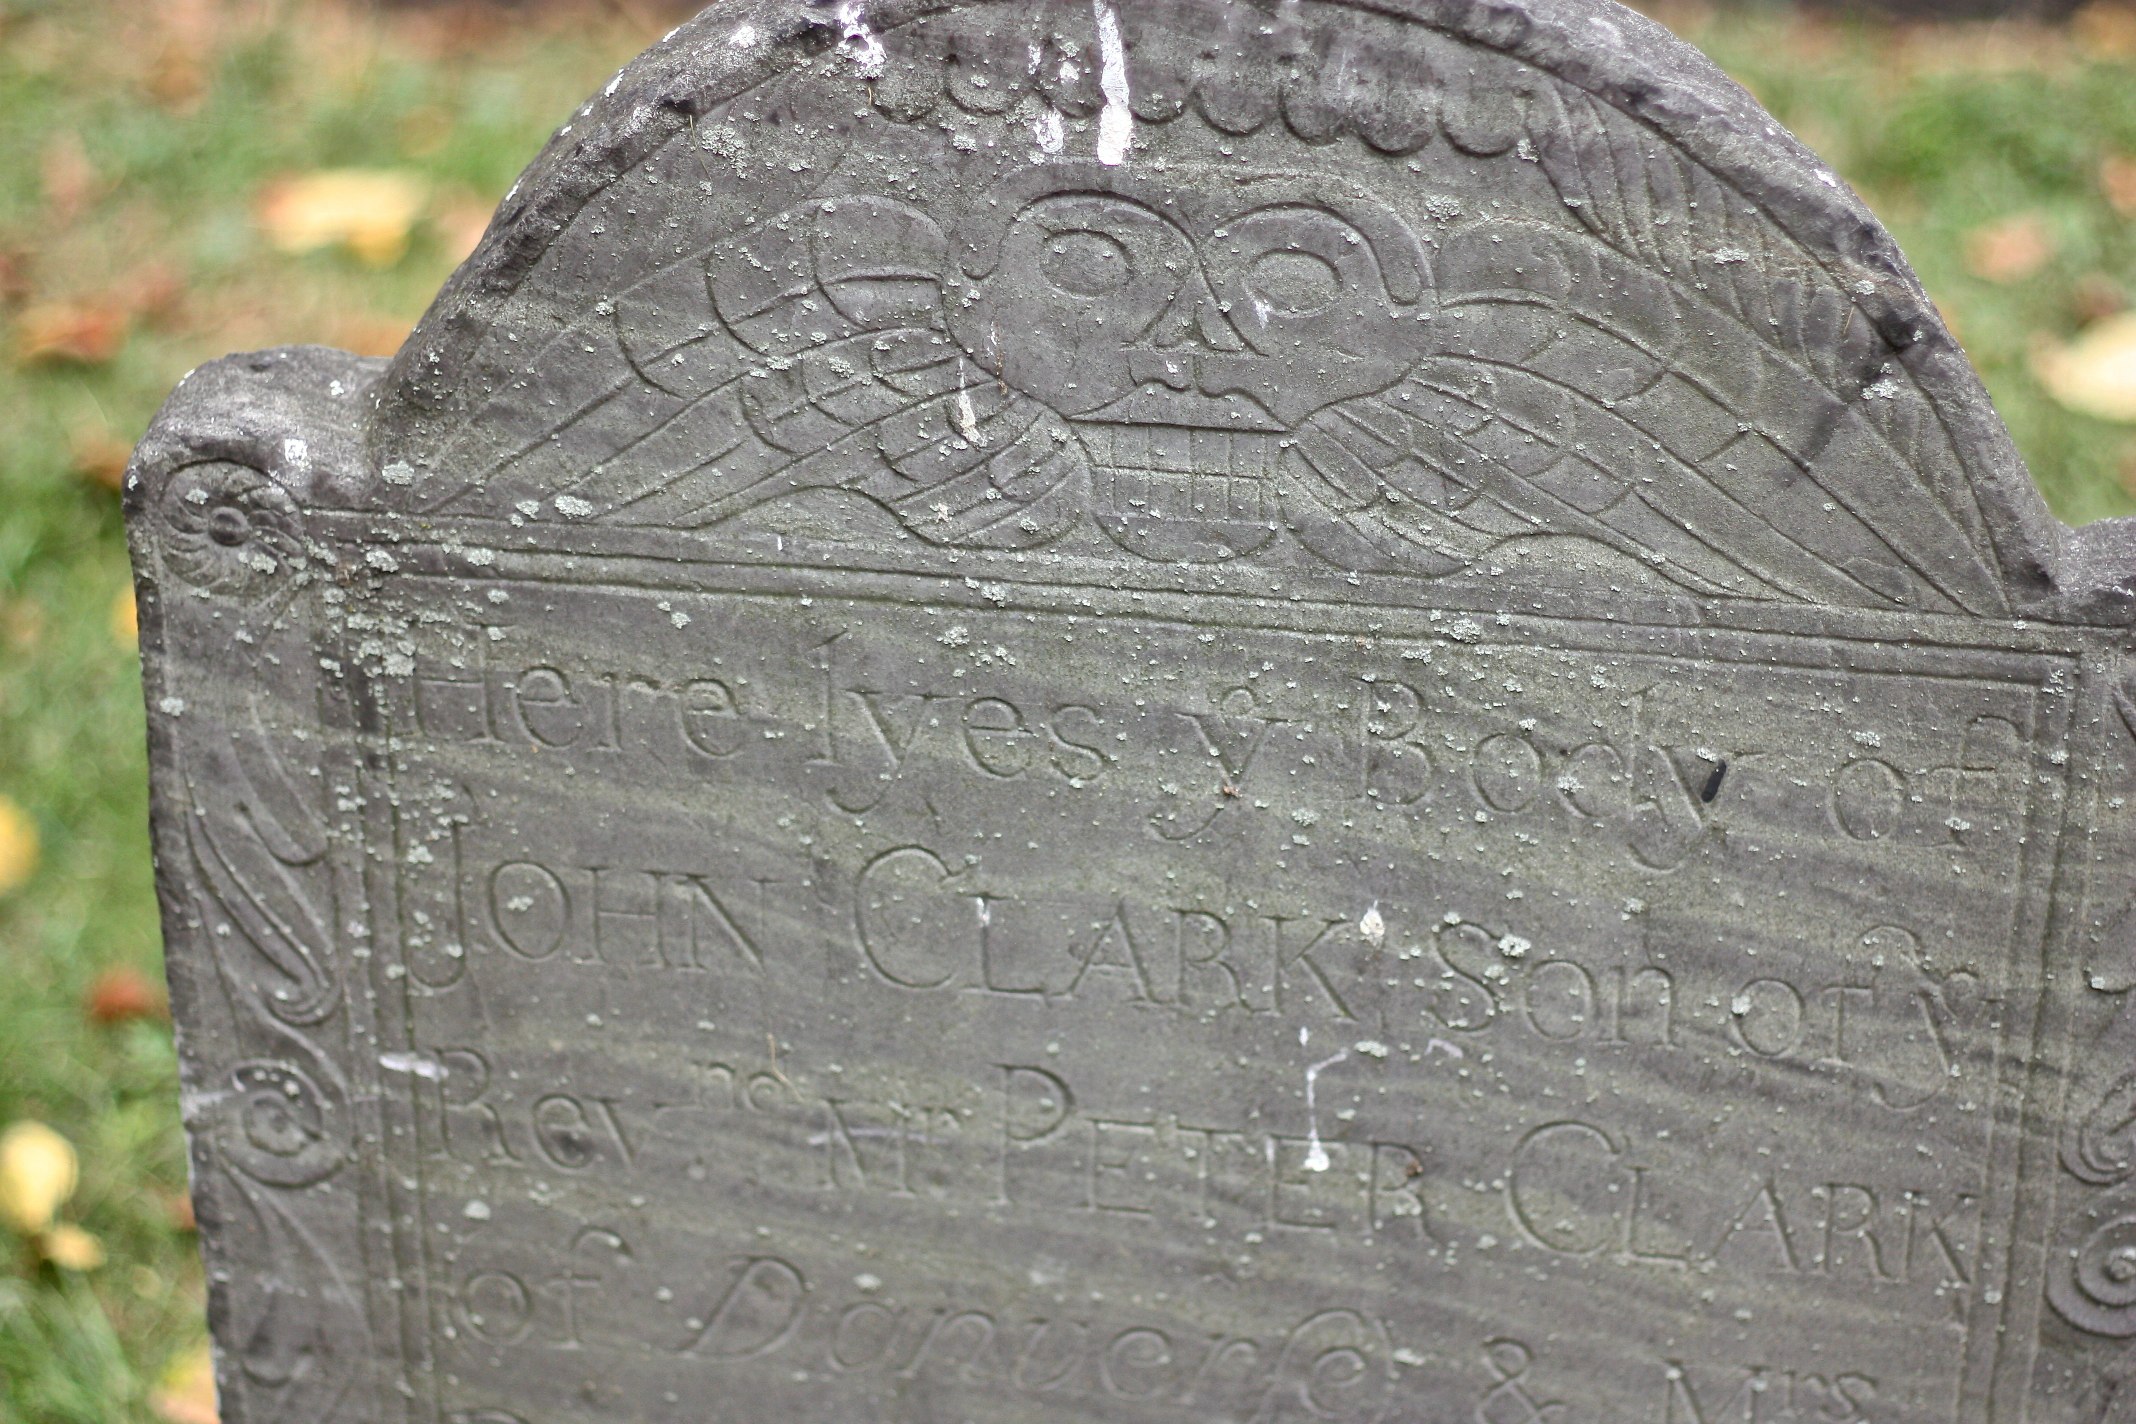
<box><xmin>120</xmin><ymin>1</ymin><xmax>2136</xmax><ymax>1420</ymax></box>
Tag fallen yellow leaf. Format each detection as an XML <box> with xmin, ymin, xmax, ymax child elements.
<box><xmin>151</xmin><ymin>1342</ymin><xmax>218</xmax><ymax>1424</ymax></box>
<box><xmin>41</xmin><ymin>1222</ymin><xmax>104</xmax><ymax>1271</ymax></box>
<box><xmin>256</xmin><ymin>170</ymin><xmax>428</xmax><ymax>268</ymax></box>
<box><xmin>0</xmin><ymin>795</ymin><xmax>38</xmax><ymax>897</ymax></box>
<box><xmin>0</xmin><ymin>1120</ymin><xmax>79</xmax><ymax>1236</ymax></box>
<box><xmin>2037</xmin><ymin>312</ymin><xmax>2136</xmax><ymax>424</ymax></box>
<box><xmin>112</xmin><ymin>586</ymin><xmax>138</xmax><ymax>646</ymax></box>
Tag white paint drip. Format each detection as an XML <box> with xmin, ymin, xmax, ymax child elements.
<box><xmin>837</xmin><ymin>1</ymin><xmax>887</xmax><ymax>79</ymax></box>
<box><xmin>807</xmin><ymin>1125</ymin><xmax>952</xmax><ymax>1147</ymax></box>
<box><xmin>1359</xmin><ymin>903</ymin><xmax>1385</xmax><ymax>948</ymax></box>
<box><xmin>1033</xmin><ymin>109</ymin><xmax>1066</xmax><ymax>154</ymax></box>
<box><xmin>1092</xmin><ymin>0</ymin><xmax>1133</xmax><ymax>166</ymax></box>
<box><xmin>1301</xmin><ymin>1049</ymin><xmax>1350</xmax><ymax>1172</ymax></box>
<box><xmin>379</xmin><ymin>1050</ymin><xmax>445</xmax><ymax>1081</ymax></box>
<box><xmin>954</xmin><ymin>365</ymin><xmax>983</xmax><ymax>444</ymax></box>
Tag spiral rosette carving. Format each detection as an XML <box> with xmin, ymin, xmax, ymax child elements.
<box><xmin>221</xmin><ymin>1060</ymin><xmax>348</xmax><ymax>1188</ymax></box>
<box><xmin>159</xmin><ymin>462</ymin><xmax>305</xmax><ymax>597</ymax></box>
<box><xmin>2053</xmin><ymin>1204</ymin><xmax>2136</xmax><ymax>1337</ymax></box>
<box><xmin>2072</xmin><ymin>1074</ymin><xmax>2136</xmax><ymax>1187</ymax></box>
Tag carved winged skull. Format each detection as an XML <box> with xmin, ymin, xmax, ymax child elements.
<box><xmin>418</xmin><ymin>20</ymin><xmax>2006</xmax><ymax>618</ymax></box>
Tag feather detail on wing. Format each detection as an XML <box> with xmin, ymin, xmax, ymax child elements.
<box><xmin>407</xmin><ymin>194</ymin><xmax>1085</xmax><ymax>548</ymax></box>
<box><xmin>1283</xmin><ymin>221</ymin><xmax>2007</xmax><ymax>614</ymax></box>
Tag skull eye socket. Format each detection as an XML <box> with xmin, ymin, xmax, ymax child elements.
<box><xmin>1039</xmin><ymin>228</ymin><xmax>1134</xmax><ymax>298</ymax></box>
<box><xmin>1244</xmin><ymin>250</ymin><xmax>1342</xmax><ymax>318</ymax></box>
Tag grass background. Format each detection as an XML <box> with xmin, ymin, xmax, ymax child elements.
<box><xmin>0</xmin><ymin>0</ymin><xmax>2133</xmax><ymax>1417</ymax></box>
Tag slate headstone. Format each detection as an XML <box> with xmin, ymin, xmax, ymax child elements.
<box><xmin>123</xmin><ymin>2</ymin><xmax>2136</xmax><ymax>1420</ymax></box>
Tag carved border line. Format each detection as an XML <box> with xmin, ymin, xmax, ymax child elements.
<box><xmin>307</xmin><ymin>512</ymin><xmax>2090</xmax><ymax>668</ymax></box>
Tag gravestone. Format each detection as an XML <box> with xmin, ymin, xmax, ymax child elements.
<box><xmin>121</xmin><ymin>1</ymin><xmax>2136</xmax><ymax>1420</ymax></box>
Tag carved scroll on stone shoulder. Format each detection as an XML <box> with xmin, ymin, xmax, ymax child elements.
<box><xmin>124</xmin><ymin>349</ymin><xmax>384</xmax><ymax>1424</ymax></box>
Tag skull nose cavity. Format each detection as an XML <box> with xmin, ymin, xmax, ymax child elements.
<box><xmin>1148</xmin><ymin>272</ymin><xmax>1246</xmax><ymax>355</ymax></box>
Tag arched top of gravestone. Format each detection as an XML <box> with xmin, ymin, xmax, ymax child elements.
<box><xmin>356</xmin><ymin>0</ymin><xmax>2120</xmax><ymax>620</ymax></box>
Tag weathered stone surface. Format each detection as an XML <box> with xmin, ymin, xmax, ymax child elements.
<box><xmin>122</xmin><ymin>3</ymin><xmax>2136</xmax><ymax>1421</ymax></box>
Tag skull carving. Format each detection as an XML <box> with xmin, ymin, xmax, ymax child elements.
<box><xmin>951</xmin><ymin>165</ymin><xmax>1432</xmax><ymax>562</ymax></box>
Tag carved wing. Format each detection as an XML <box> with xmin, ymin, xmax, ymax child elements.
<box><xmin>418</xmin><ymin>194</ymin><xmax>1086</xmax><ymax>549</ymax></box>
<box><xmin>1279</xmin><ymin>221</ymin><xmax>2012</xmax><ymax>614</ymax></box>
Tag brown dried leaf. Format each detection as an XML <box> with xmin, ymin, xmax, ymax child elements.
<box><xmin>70</xmin><ymin>427</ymin><xmax>133</xmax><ymax>492</ymax></box>
<box><xmin>2105</xmin><ymin>155</ymin><xmax>2136</xmax><ymax>218</ymax></box>
<box><xmin>138</xmin><ymin>0</ymin><xmax>217</xmax><ymax>111</ymax></box>
<box><xmin>331</xmin><ymin>314</ymin><xmax>415</xmax><ymax>359</ymax></box>
<box><xmin>256</xmin><ymin>170</ymin><xmax>429</xmax><ymax>269</ymax></box>
<box><xmin>14</xmin><ymin>302</ymin><xmax>129</xmax><ymax>365</ymax></box>
<box><xmin>2076</xmin><ymin>2</ymin><xmax>2136</xmax><ymax>59</ymax></box>
<box><xmin>1964</xmin><ymin>212</ymin><xmax>2056</xmax><ymax>286</ymax></box>
<box><xmin>85</xmin><ymin>966</ymin><xmax>165</xmax><ymax>1026</ymax></box>
<box><xmin>121</xmin><ymin>262</ymin><xmax>187</xmax><ymax>329</ymax></box>
<box><xmin>434</xmin><ymin>193</ymin><xmax>497</xmax><ymax>265</ymax></box>
<box><xmin>2074</xmin><ymin>274</ymin><xmax>2130</xmax><ymax>328</ymax></box>
<box><xmin>147</xmin><ymin>42</ymin><xmax>208</xmax><ymax>111</ymax></box>
<box><xmin>0</xmin><ymin>249</ymin><xmax>29</xmax><ymax>307</ymax></box>
<box><xmin>39</xmin><ymin>131</ymin><xmax>98</xmax><ymax>225</ymax></box>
